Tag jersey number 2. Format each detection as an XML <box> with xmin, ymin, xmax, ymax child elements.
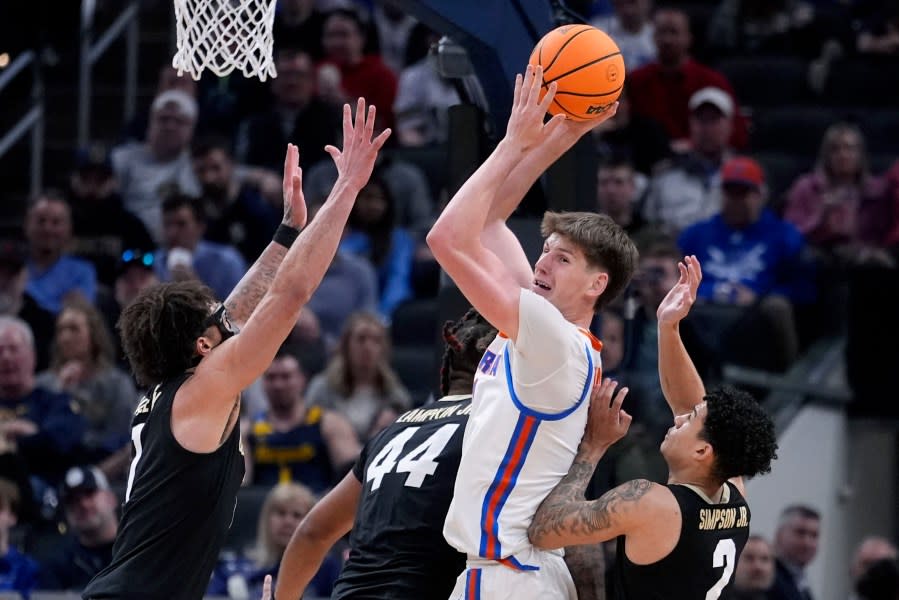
<box><xmin>705</xmin><ymin>538</ymin><xmax>737</xmax><ymax>600</ymax></box>
<box><xmin>365</xmin><ymin>424</ymin><xmax>459</xmax><ymax>491</ymax></box>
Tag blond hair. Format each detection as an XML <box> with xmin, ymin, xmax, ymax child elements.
<box><xmin>253</xmin><ymin>482</ymin><xmax>317</xmax><ymax>568</ymax></box>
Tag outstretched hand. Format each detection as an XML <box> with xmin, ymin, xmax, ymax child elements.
<box><xmin>657</xmin><ymin>255</ymin><xmax>702</xmax><ymax>326</ymax></box>
<box><xmin>326</xmin><ymin>98</ymin><xmax>392</xmax><ymax>192</ymax></box>
<box><xmin>260</xmin><ymin>574</ymin><xmax>272</xmax><ymax>600</ymax></box>
<box><xmin>580</xmin><ymin>378</ymin><xmax>631</xmax><ymax>456</ymax></box>
<box><xmin>504</xmin><ymin>65</ymin><xmax>566</xmax><ymax>151</ymax></box>
<box><xmin>281</xmin><ymin>143</ymin><xmax>307</xmax><ymax>230</ymax></box>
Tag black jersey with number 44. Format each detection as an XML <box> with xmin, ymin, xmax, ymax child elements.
<box><xmin>83</xmin><ymin>372</ymin><xmax>245</xmax><ymax>600</ymax></box>
<box><xmin>331</xmin><ymin>395</ymin><xmax>472</xmax><ymax>600</ymax></box>
<box><xmin>615</xmin><ymin>481</ymin><xmax>750</xmax><ymax>600</ymax></box>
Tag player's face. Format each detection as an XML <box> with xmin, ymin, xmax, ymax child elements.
<box><xmin>532</xmin><ymin>234</ymin><xmax>604</xmax><ymax>315</ymax></box>
<box><xmin>660</xmin><ymin>401</ymin><xmax>707</xmax><ymax>464</ymax></box>
<box><xmin>269</xmin><ymin>499</ymin><xmax>308</xmax><ymax>549</ymax></box>
<box><xmin>734</xmin><ymin>538</ymin><xmax>775</xmax><ymax>591</ymax></box>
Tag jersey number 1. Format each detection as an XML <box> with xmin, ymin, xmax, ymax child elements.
<box><xmin>365</xmin><ymin>424</ymin><xmax>459</xmax><ymax>491</ymax></box>
<box><xmin>705</xmin><ymin>538</ymin><xmax>737</xmax><ymax>600</ymax></box>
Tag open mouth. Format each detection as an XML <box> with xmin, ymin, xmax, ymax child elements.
<box><xmin>534</xmin><ymin>279</ymin><xmax>551</xmax><ymax>291</ymax></box>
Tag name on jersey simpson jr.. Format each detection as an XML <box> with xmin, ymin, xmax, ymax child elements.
<box><xmin>698</xmin><ymin>506</ymin><xmax>749</xmax><ymax>531</ymax></box>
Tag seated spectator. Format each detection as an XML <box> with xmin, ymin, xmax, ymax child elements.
<box><xmin>36</xmin><ymin>300</ymin><xmax>136</xmax><ymax>472</ymax></box>
<box><xmin>727</xmin><ymin>535</ymin><xmax>776</xmax><ymax>599</ymax></box>
<box><xmin>122</xmin><ymin>64</ymin><xmax>199</xmax><ymax>143</ymax></box>
<box><xmin>393</xmin><ymin>24</ymin><xmax>460</xmax><ymax>147</ymax></box>
<box><xmin>642</xmin><ymin>87</ymin><xmax>734</xmax><ymax>233</ymax></box>
<box><xmin>245</xmin><ymin>351</ymin><xmax>360</xmax><ymax>492</ymax></box>
<box><xmin>306</xmin><ymin>312</ymin><xmax>411</xmax><ymax>442</ymax></box>
<box><xmin>191</xmin><ymin>137</ymin><xmax>281</xmax><ymax>262</ymax></box>
<box><xmin>707</xmin><ymin>0</ymin><xmax>817</xmax><ymax>56</ymax></box>
<box><xmin>590</xmin><ymin>84</ymin><xmax>671</xmax><ymax>176</ymax></box>
<box><xmin>596</xmin><ymin>156</ymin><xmax>649</xmax><ymax>237</ymax></box>
<box><xmin>341</xmin><ymin>176</ymin><xmax>416</xmax><ymax>319</ymax></box>
<box><xmin>0</xmin><ymin>240</ymin><xmax>55</xmax><ymax>372</ymax></box>
<box><xmin>770</xmin><ymin>505</ymin><xmax>821</xmax><ymax>600</ymax></box>
<box><xmin>679</xmin><ymin>157</ymin><xmax>814</xmax><ymax>371</ymax></box>
<box><xmin>95</xmin><ymin>250</ymin><xmax>159</xmax><ymax>369</ymax></box>
<box><xmin>273</xmin><ymin>0</ymin><xmax>326</xmax><ymax>59</ymax></box>
<box><xmin>208</xmin><ymin>482</ymin><xmax>342</xmax><ymax>599</ymax></box>
<box><xmin>304</xmin><ymin>253</ymin><xmax>379</xmax><ymax>352</ymax></box>
<box><xmin>319</xmin><ymin>8</ymin><xmax>398</xmax><ymax>131</ymax></box>
<box><xmin>852</xmin><ymin>537</ymin><xmax>898</xmax><ymax>595</ymax></box>
<box><xmin>0</xmin><ymin>479</ymin><xmax>37</xmax><ymax>598</ymax></box>
<box><xmin>68</xmin><ymin>145</ymin><xmax>155</xmax><ymax>287</ymax></box>
<box><xmin>303</xmin><ymin>153</ymin><xmax>434</xmax><ymax>237</ymax></box>
<box><xmin>154</xmin><ymin>194</ymin><xmax>247</xmax><ymax>301</ymax></box>
<box><xmin>37</xmin><ymin>466</ymin><xmax>118</xmax><ymax>591</ymax></box>
<box><xmin>25</xmin><ymin>192</ymin><xmax>98</xmax><ymax>315</ymax></box>
<box><xmin>112</xmin><ymin>90</ymin><xmax>202</xmax><ymax>242</ymax></box>
<box><xmin>235</xmin><ymin>48</ymin><xmax>340</xmax><ymax>172</ymax></box>
<box><xmin>784</xmin><ymin>123</ymin><xmax>892</xmax><ymax>266</ymax></box>
<box><xmin>0</xmin><ymin>317</ymin><xmax>86</xmax><ymax>498</ymax></box>
<box><xmin>591</xmin><ymin>0</ymin><xmax>657</xmax><ymax>70</ymax></box>
<box><xmin>856</xmin><ymin>1</ymin><xmax>899</xmax><ymax>55</ymax></box>
<box><xmin>628</xmin><ymin>8</ymin><xmax>748</xmax><ymax>149</ymax></box>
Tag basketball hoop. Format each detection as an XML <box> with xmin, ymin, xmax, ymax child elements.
<box><xmin>172</xmin><ymin>0</ymin><xmax>278</xmax><ymax>81</ymax></box>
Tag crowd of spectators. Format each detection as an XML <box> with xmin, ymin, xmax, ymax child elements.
<box><xmin>0</xmin><ymin>0</ymin><xmax>897</xmax><ymax>597</ymax></box>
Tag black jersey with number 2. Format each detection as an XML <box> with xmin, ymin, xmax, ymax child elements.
<box><xmin>331</xmin><ymin>395</ymin><xmax>472</xmax><ymax>600</ymax></box>
<box><xmin>615</xmin><ymin>481</ymin><xmax>750</xmax><ymax>600</ymax></box>
<box><xmin>83</xmin><ymin>372</ymin><xmax>245</xmax><ymax>600</ymax></box>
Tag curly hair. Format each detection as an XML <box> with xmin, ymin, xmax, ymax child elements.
<box><xmin>699</xmin><ymin>386</ymin><xmax>778</xmax><ymax>482</ymax></box>
<box><xmin>439</xmin><ymin>308</ymin><xmax>498</xmax><ymax>397</ymax></box>
<box><xmin>117</xmin><ymin>280</ymin><xmax>217</xmax><ymax>387</ymax></box>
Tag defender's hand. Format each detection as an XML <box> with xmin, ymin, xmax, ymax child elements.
<box><xmin>657</xmin><ymin>255</ymin><xmax>702</xmax><ymax>326</ymax></box>
<box><xmin>281</xmin><ymin>144</ymin><xmax>307</xmax><ymax>230</ymax></box>
<box><xmin>326</xmin><ymin>98</ymin><xmax>392</xmax><ymax>192</ymax></box>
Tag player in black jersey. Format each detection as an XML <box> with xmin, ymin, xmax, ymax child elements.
<box><xmin>270</xmin><ymin>309</ymin><xmax>496</xmax><ymax>600</ymax></box>
<box><xmin>82</xmin><ymin>99</ymin><xmax>391</xmax><ymax>600</ymax></box>
<box><xmin>528</xmin><ymin>256</ymin><xmax>779</xmax><ymax>600</ymax></box>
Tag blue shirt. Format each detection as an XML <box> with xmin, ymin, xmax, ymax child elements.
<box><xmin>0</xmin><ymin>546</ymin><xmax>38</xmax><ymax>599</ymax></box>
<box><xmin>678</xmin><ymin>209</ymin><xmax>816</xmax><ymax>303</ymax></box>
<box><xmin>208</xmin><ymin>553</ymin><xmax>341</xmax><ymax>599</ymax></box>
<box><xmin>26</xmin><ymin>255</ymin><xmax>97</xmax><ymax>314</ymax></box>
<box><xmin>340</xmin><ymin>229</ymin><xmax>414</xmax><ymax>319</ymax></box>
<box><xmin>155</xmin><ymin>240</ymin><xmax>247</xmax><ymax>301</ymax></box>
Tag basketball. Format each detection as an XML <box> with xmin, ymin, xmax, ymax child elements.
<box><xmin>528</xmin><ymin>24</ymin><xmax>625</xmax><ymax>121</ymax></box>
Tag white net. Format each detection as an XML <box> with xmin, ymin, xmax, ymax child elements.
<box><xmin>172</xmin><ymin>0</ymin><xmax>278</xmax><ymax>81</ymax></box>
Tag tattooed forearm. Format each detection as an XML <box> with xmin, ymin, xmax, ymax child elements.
<box><xmin>529</xmin><ymin>474</ymin><xmax>653</xmax><ymax>549</ymax></box>
<box><xmin>223</xmin><ymin>243</ymin><xmax>289</xmax><ymax>326</ymax></box>
<box><xmin>564</xmin><ymin>542</ymin><xmax>606</xmax><ymax>600</ymax></box>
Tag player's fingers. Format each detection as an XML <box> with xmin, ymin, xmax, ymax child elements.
<box><xmin>340</xmin><ymin>103</ymin><xmax>353</xmax><ymax>144</ymax></box>
<box><xmin>513</xmin><ymin>73</ymin><xmax>524</xmax><ymax>108</ymax></box>
<box><xmin>261</xmin><ymin>574</ymin><xmax>272</xmax><ymax>600</ymax></box>
<box><xmin>620</xmin><ymin>409</ymin><xmax>633</xmax><ymax>429</ymax></box>
<box><xmin>364</xmin><ymin>104</ymin><xmax>377</xmax><ymax>142</ymax></box>
<box><xmin>692</xmin><ymin>254</ymin><xmax>703</xmax><ymax>282</ymax></box>
<box><xmin>324</xmin><ymin>145</ymin><xmax>341</xmax><ymax>162</ymax></box>
<box><xmin>354</xmin><ymin>97</ymin><xmax>366</xmax><ymax>140</ymax></box>
<box><xmin>530</xmin><ymin>65</ymin><xmax>544</xmax><ymax>105</ymax></box>
<box><xmin>539</xmin><ymin>81</ymin><xmax>558</xmax><ymax>115</ymax></box>
<box><xmin>677</xmin><ymin>261</ymin><xmax>688</xmax><ymax>283</ymax></box>
<box><xmin>611</xmin><ymin>386</ymin><xmax>629</xmax><ymax>412</ymax></box>
<box><xmin>521</xmin><ymin>64</ymin><xmax>535</xmax><ymax>105</ymax></box>
<box><xmin>372</xmin><ymin>128</ymin><xmax>393</xmax><ymax>151</ymax></box>
<box><xmin>543</xmin><ymin>113</ymin><xmax>566</xmax><ymax>137</ymax></box>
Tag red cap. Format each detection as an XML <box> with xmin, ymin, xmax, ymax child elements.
<box><xmin>721</xmin><ymin>156</ymin><xmax>765</xmax><ymax>189</ymax></box>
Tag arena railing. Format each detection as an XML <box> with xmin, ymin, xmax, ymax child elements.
<box><xmin>0</xmin><ymin>50</ymin><xmax>44</xmax><ymax>197</ymax></box>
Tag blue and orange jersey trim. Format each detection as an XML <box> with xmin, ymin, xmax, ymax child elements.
<box><xmin>478</xmin><ymin>412</ymin><xmax>540</xmax><ymax>560</ymax></box>
<box><xmin>465</xmin><ymin>568</ymin><xmax>482</xmax><ymax>599</ymax></box>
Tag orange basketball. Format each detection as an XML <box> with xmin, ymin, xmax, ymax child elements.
<box><xmin>528</xmin><ymin>24</ymin><xmax>625</xmax><ymax>121</ymax></box>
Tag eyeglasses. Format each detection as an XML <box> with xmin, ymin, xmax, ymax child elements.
<box><xmin>203</xmin><ymin>303</ymin><xmax>239</xmax><ymax>342</ymax></box>
<box><xmin>121</xmin><ymin>249</ymin><xmax>155</xmax><ymax>267</ymax></box>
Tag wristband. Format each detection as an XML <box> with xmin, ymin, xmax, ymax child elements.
<box><xmin>273</xmin><ymin>223</ymin><xmax>300</xmax><ymax>248</ymax></box>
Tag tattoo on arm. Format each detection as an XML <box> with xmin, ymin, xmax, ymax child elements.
<box><xmin>529</xmin><ymin>462</ymin><xmax>653</xmax><ymax>546</ymax></box>
<box><xmin>223</xmin><ymin>243</ymin><xmax>288</xmax><ymax>326</ymax></box>
<box><xmin>564</xmin><ymin>542</ymin><xmax>606</xmax><ymax>600</ymax></box>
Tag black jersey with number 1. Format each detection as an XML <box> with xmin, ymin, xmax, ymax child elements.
<box><xmin>83</xmin><ymin>372</ymin><xmax>245</xmax><ymax>600</ymax></box>
<box><xmin>615</xmin><ymin>481</ymin><xmax>750</xmax><ymax>600</ymax></box>
<box><xmin>331</xmin><ymin>395</ymin><xmax>472</xmax><ymax>599</ymax></box>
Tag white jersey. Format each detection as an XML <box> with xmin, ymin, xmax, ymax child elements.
<box><xmin>443</xmin><ymin>289</ymin><xmax>602</xmax><ymax>569</ymax></box>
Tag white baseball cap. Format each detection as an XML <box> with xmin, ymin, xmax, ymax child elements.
<box><xmin>688</xmin><ymin>87</ymin><xmax>734</xmax><ymax>118</ymax></box>
<box><xmin>151</xmin><ymin>89</ymin><xmax>198</xmax><ymax>121</ymax></box>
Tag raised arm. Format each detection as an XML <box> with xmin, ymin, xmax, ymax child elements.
<box><xmin>222</xmin><ymin>144</ymin><xmax>307</xmax><ymax>328</ymax></box>
<box><xmin>482</xmin><ymin>106</ymin><xmax>619</xmax><ymax>288</ymax></box>
<box><xmin>656</xmin><ymin>255</ymin><xmax>706</xmax><ymax>416</ymax></box>
<box><xmin>176</xmin><ymin>100</ymin><xmax>390</xmax><ymax>452</ymax></box>
<box><xmin>275</xmin><ymin>471</ymin><xmax>361</xmax><ymax>600</ymax></box>
<box><xmin>427</xmin><ymin>66</ymin><xmax>564</xmax><ymax>339</ymax></box>
<box><xmin>528</xmin><ymin>379</ymin><xmax>649</xmax><ymax>549</ymax></box>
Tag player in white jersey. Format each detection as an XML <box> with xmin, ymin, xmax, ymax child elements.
<box><xmin>427</xmin><ymin>65</ymin><xmax>639</xmax><ymax>598</ymax></box>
